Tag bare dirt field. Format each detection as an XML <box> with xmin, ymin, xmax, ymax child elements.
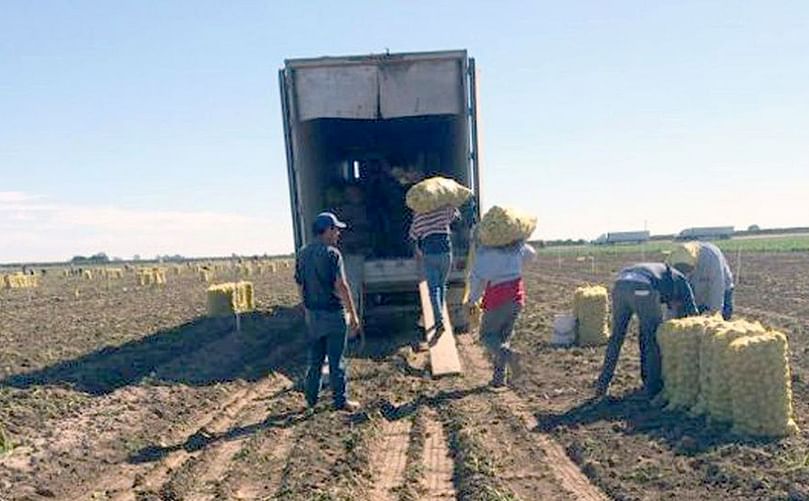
<box><xmin>1</xmin><ymin>251</ymin><xmax>807</xmax><ymax>500</ymax></box>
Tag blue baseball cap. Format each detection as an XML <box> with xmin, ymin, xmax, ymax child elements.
<box><xmin>313</xmin><ymin>212</ymin><xmax>347</xmax><ymax>233</ymax></box>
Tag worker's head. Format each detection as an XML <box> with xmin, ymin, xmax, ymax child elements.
<box><xmin>312</xmin><ymin>212</ymin><xmax>347</xmax><ymax>245</ymax></box>
<box><xmin>668</xmin><ymin>242</ymin><xmax>700</xmax><ymax>274</ymax></box>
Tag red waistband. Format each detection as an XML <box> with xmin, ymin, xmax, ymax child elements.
<box><xmin>482</xmin><ymin>278</ymin><xmax>525</xmax><ymax>311</ymax></box>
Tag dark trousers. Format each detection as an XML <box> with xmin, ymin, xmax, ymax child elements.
<box><xmin>597</xmin><ymin>280</ymin><xmax>663</xmax><ymax>397</ymax></box>
<box><xmin>480</xmin><ymin>300</ymin><xmax>522</xmax><ymax>385</ymax></box>
<box><xmin>723</xmin><ymin>288</ymin><xmax>734</xmax><ymax>321</ymax></box>
<box><xmin>304</xmin><ymin>310</ymin><xmax>348</xmax><ymax>407</ymax></box>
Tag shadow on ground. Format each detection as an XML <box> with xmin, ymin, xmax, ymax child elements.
<box><xmin>128</xmin><ymin>380</ymin><xmax>489</xmax><ymax>466</ymax></box>
<box><xmin>0</xmin><ymin>307</ymin><xmax>431</xmax><ymax>397</ymax></box>
<box><xmin>0</xmin><ymin>308</ymin><xmax>307</xmax><ymax>395</ymax></box>
<box><xmin>534</xmin><ymin>389</ymin><xmax>779</xmax><ymax>455</ymax></box>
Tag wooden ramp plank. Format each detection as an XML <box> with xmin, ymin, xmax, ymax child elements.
<box><xmin>419</xmin><ymin>280</ymin><xmax>462</xmax><ymax>376</ymax></box>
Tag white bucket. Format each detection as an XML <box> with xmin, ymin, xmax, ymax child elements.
<box><xmin>551</xmin><ymin>313</ymin><xmax>576</xmax><ymax>346</ymax></box>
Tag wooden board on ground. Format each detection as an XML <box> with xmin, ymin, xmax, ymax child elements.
<box><xmin>418</xmin><ymin>280</ymin><xmax>462</xmax><ymax>376</ymax></box>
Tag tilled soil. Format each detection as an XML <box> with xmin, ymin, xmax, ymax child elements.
<box><xmin>0</xmin><ymin>252</ymin><xmax>807</xmax><ymax>500</ymax></box>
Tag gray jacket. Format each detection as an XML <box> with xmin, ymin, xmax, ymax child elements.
<box><xmin>688</xmin><ymin>242</ymin><xmax>734</xmax><ymax>313</ymax></box>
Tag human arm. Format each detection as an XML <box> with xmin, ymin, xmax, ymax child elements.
<box><xmin>331</xmin><ymin>251</ymin><xmax>360</xmax><ymax>332</ymax></box>
<box><xmin>521</xmin><ymin>243</ymin><xmax>537</xmax><ymax>264</ymax></box>
<box><xmin>702</xmin><ymin>251</ymin><xmax>727</xmax><ymax>313</ymax></box>
<box><xmin>595</xmin><ymin>324</ymin><xmax>627</xmax><ymax>397</ymax></box>
<box><xmin>678</xmin><ymin>278</ymin><xmax>699</xmax><ymax>317</ymax></box>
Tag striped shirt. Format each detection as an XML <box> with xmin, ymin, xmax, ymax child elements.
<box><xmin>408</xmin><ymin>206</ymin><xmax>459</xmax><ymax>241</ymax></box>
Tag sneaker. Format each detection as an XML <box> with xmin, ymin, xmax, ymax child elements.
<box><xmin>334</xmin><ymin>399</ymin><xmax>361</xmax><ymax>412</ymax></box>
<box><xmin>428</xmin><ymin>328</ymin><xmax>444</xmax><ymax>348</ymax></box>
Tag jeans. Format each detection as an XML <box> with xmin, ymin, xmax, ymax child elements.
<box><xmin>480</xmin><ymin>300</ymin><xmax>522</xmax><ymax>385</ymax></box>
<box><xmin>597</xmin><ymin>280</ymin><xmax>664</xmax><ymax>397</ymax></box>
<box><xmin>304</xmin><ymin>309</ymin><xmax>348</xmax><ymax>407</ymax></box>
<box><xmin>723</xmin><ymin>288</ymin><xmax>734</xmax><ymax>321</ymax></box>
<box><xmin>422</xmin><ymin>251</ymin><xmax>452</xmax><ymax>326</ymax></box>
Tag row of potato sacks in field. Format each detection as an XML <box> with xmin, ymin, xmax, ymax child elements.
<box><xmin>2</xmin><ymin>273</ymin><xmax>39</xmax><ymax>289</ymax></box>
<box><xmin>657</xmin><ymin>316</ymin><xmax>799</xmax><ymax>437</ymax></box>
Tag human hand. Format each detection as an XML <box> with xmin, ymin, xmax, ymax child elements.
<box><xmin>348</xmin><ymin>312</ymin><xmax>361</xmax><ymax>333</ymax></box>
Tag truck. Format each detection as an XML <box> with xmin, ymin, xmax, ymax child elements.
<box><xmin>279</xmin><ymin>50</ymin><xmax>480</xmax><ymax>326</ymax></box>
<box><xmin>593</xmin><ymin>230</ymin><xmax>651</xmax><ymax>245</ymax></box>
<box><xmin>676</xmin><ymin>226</ymin><xmax>734</xmax><ymax>241</ymax></box>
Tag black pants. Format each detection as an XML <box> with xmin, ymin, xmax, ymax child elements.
<box><xmin>597</xmin><ymin>280</ymin><xmax>663</xmax><ymax>397</ymax></box>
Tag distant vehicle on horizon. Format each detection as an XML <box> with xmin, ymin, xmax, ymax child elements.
<box><xmin>593</xmin><ymin>231</ymin><xmax>650</xmax><ymax>245</ymax></box>
<box><xmin>676</xmin><ymin>226</ymin><xmax>735</xmax><ymax>241</ymax></box>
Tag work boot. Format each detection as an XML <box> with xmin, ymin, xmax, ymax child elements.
<box><xmin>334</xmin><ymin>399</ymin><xmax>361</xmax><ymax>412</ymax></box>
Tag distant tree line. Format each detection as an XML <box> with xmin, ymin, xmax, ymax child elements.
<box><xmin>70</xmin><ymin>252</ymin><xmax>110</xmax><ymax>264</ymax></box>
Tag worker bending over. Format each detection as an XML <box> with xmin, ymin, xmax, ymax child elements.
<box><xmin>668</xmin><ymin>242</ymin><xmax>734</xmax><ymax>320</ymax></box>
<box><xmin>595</xmin><ymin>263</ymin><xmax>698</xmax><ymax>399</ymax></box>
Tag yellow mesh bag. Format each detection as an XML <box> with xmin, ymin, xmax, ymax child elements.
<box><xmin>703</xmin><ymin>320</ymin><xmax>766</xmax><ymax>423</ymax></box>
<box><xmin>729</xmin><ymin>332</ymin><xmax>799</xmax><ymax>437</ymax></box>
<box><xmin>477</xmin><ymin>206</ymin><xmax>537</xmax><ymax>247</ymax></box>
<box><xmin>207</xmin><ymin>281</ymin><xmax>255</xmax><ymax>317</ymax></box>
<box><xmin>405</xmin><ymin>176</ymin><xmax>472</xmax><ymax>214</ymax></box>
<box><xmin>574</xmin><ymin>285</ymin><xmax>609</xmax><ymax>346</ymax></box>
<box><xmin>657</xmin><ymin>316</ymin><xmax>708</xmax><ymax>411</ymax></box>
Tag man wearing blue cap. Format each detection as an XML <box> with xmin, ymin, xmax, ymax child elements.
<box><xmin>295</xmin><ymin>212</ymin><xmax>361</xmax><ymax>412</ymax></box>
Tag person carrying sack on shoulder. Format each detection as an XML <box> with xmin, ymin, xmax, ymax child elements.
<box><xmin>466</xmin><ymin>239</ymin><xmax>536</xmax><ymax>389</ymax></box>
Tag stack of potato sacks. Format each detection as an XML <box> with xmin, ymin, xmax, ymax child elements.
<box><xmin>573</xmin><ymin>286</ymin><xmax>610</xmax><ymax>346</ymax></box>
<box><xmin>137</xmin><ymin>268</ymin><xmax>167</xmax><ymax>287</ymax></box>
<box><xmin>3</xmin><ymin>273</ymin><xmax>38</xmax><ymax>289</ymax></box>
<box><xmin>207</xmin><ymin>281</ymin><xmax>255</xmax><ymax>317</ymax></box>
<box><xmin>405</xmin><ymin>176</ymin><xmax>473</xmax><ymax>214</ymax></box>
<box><xmin>657</xmin><ymin>316</ymin><xmax>798</xmax><ymax>437</ymax></box>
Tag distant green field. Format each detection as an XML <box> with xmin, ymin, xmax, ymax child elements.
<box><xmin>538</xmin><ymin>234</ymin><xmax>809</xmax><ymax>256</ymax></box>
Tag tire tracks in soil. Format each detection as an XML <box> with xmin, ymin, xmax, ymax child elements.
<box><xmin>144</xmin><ymin>376</ymin><xmax>292</xmax><ymax>500</ymax></box>
<box><xmin>368</xmin><ymin>417</ymin><xmax>413</xmax><ymax>501</ymax></box>
<box><xmin>455</xmin><ymin>334</ymin><xmax>609</xmax><ymax>501</ymax></box>
<box><xmin>70</xmin><ymin>382</ymin><xmax>257</xmax><ymax>500</ymax></box>
<box><xmin>0</xmin><ymin>323</ymin><xmax>239</xmax><ymax>499</ymax></box>
<box><xmin>420</xmin><ymin>408</ymin><xmax>455</xmax><ymax>500</ymax></box>
<box><xmin>57</xmin><ymin>329</ymin><xmax>306</xmax><ymax>500</ymax></box>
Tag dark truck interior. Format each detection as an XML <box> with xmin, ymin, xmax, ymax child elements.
<box><xmin>295</xmin><ymin>114</ymin><xmax>474</xmax><ymax>258</ymax></box>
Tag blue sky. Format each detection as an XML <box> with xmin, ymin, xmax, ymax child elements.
<box><xmin>1</xmin><ymin>1</ymin><xmax>807</xmax><ymax>262</ymax></box>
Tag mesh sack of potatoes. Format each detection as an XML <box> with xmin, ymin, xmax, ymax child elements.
<box><xmin>137</xmin><ymin>268</ymin><xmax>166</xmax><ymax>287</ymax></box>
<box><xmin>477</xmin><ymin>206</ymin><xmax>538</xmax><ymax>247</ymax></box>
<box><xmin>207</xmin><ymin>281</ymin><xmax>255</xmax><ymax>317</ymax></box>
<box><xmin>703</xmin><ymin>320</ymin><xmax>766</xmax><ymax>423</ymax></box>
<box><xmin>405</xmin><ymin>176</ymin><xmax>472</xmax><ymax>214</ymax></box>
<box><xmin>691</xmin><ymin>315</ymin><xmax>727</xmax><ymax>416</ymax></box>
<box><xmin>199</xmin><ymin>270</ymin><xmax>212</xmax><ymax>283</ymax></box>
<box><xmin>573</xmin><ymin>285</ymin><xmax>610</xmax><ymax>346</ymax></box>
<box><xmin>657</xmin><ymin>317</ymin><xmax>708</xmax><ymax>410</ymax></box>
<box><xmin>4</xmin><ymin>273</ymin><xmax>38</xmax><ymax>289</ymax></box>
<box><xmin>729</xmin><ymin>332</ymin><xmax>799</xmax><ymax>437</ymax></box>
